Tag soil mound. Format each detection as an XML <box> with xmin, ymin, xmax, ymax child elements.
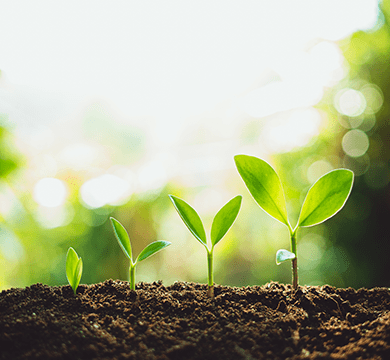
<box><xmin>1</xmin><ymin>280</ymin><xmax>389</xmax><ymax>359</ymax></box>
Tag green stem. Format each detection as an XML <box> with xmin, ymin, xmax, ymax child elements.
<box><xmin>290</xmin><ymin>229</ymin><xmax>298</xmax><ymax>289</ymax></box>
<box><xmin>207</xmin><ymin>249</ymin><xmax>213</xmax><ymax>287</ymax></box>
<box><xmin>130</xmin><ymin>263</ymin><xmax>136</xmax><ymax>291</ymax></box>
<box><xmin>207</xmin><ymin>248</ymin><xmax>214</xmax><ymax>298</ymax></box>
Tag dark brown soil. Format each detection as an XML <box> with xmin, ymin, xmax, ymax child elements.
<box><xmin>1</xmin><ymin>280</ymin><xmax>390</xmax><ymax>360</ymax></box>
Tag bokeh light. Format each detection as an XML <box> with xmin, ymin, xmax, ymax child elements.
<box><xmin>80</xmin><ymin>174</ymin><xmax>131</xmax><ymax>209</ymax></box>
<box><xmin>306</xmin><ymin>160</ymin><xmax>334</xmax><ymax>184</ymax></box>
<box><xmin>335</xmin><ymin>88</ymin><xmax>367</xmax><ymax>117</ymax></box>
<box><xmin>33</xmin><ymin>178</ymin><xmax>68</xmax><ymax>208</ymax></box>
<box><xmin>35</xmin><ymin>205</ymin><xmax>74</xmax><ymax>229</ymax></box>
<box><xmin>360</xmin><ymin>84</ymin><xmax>383</xmax><ymax>114</ymax></box>
<box><xmin>299</xmin><ymin>233</ymin><xmax>326</xmax><ymax>271</ymax></box>
<box><xmin>342</xmin><ymin>129</ymin><xmax>369</xmax><ymax>157</ymax></box>
<box><xmin>343</xmin><ymin>154</ymin><xmax>370</xmax><ymax>176</ymax></box>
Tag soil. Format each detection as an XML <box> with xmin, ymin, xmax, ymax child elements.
<box><xmin>1</xmin><ymin>280</ymin><xmax>390</xmax><ymax>360</ymax></box>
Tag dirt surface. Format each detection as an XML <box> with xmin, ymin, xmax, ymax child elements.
<box><xmin>0</xmin><ymin>280</ymin><xmax>390</xmax><ymax>359</ymax></box>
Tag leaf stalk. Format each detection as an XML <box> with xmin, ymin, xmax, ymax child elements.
<box><xmin>290</xmin><ymin>229</ymin><xmax>298</xmax><ymax>289</ymax></box>
<box><xmin>206</xmin><ymin>248</ymin><xmax>215</xmax><ymax>298</ymax></box>
<box><xmin>207</xmin><ymin>248</ymin><xmax>214</xmax><ymax>284</ymax></box>
<box><xmin>130</xmin><ymin>263</ymin><xmax>136</xmax><ymax>291</ymax></box>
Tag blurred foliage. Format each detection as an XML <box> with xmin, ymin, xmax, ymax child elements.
<box><xmin>273</xmin><ymin>0</ymin><xmax>390</xmax><ymax>288</ymax></box>
<box><xmin>2</xmin><ymin>1</ymin><xmax>390</xmax><ymax>290</ymax></box>
<box><xmin>0</xmin><ymin>113</ymin><xmax>24</xmax><ymax>288</ymax></box>
<box><xmin>329</xmin><ymin>0</ymin><xmax>390</xmax><ymax>288</ymax></box>
<box><xmin>0</xmin><ymin>115</ymin><xmax>22</xmax><ymax>180</ymax></box>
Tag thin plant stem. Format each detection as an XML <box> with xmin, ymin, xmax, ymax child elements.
<box><xmin>130</xmin><ymin>264</ymin><xmax>136</xmax><ymax>291</ymax></box>
<box><xmin>207</xmin><ymin>249</ymin><xmax>214</xmax><ymax>298</ymax></box>
<box><xmin>290</xmin><ymin>230</ymin><xmax>298</xmax><ymax>289</ymax></box>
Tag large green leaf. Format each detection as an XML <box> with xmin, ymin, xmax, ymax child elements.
<box><xmin>210</xmin><ymin>195</ymin><xmax>242</xmax><ymax>247</ymax></box>
<box><xmin>66</xmin><ymin>247</ymin><xmax>83</xmax><ymax>294</ymax></box>
<box><xmin>234</xmin><ymin>155</ymin><xmax>289</xmax><ymax>227</ymax></box>
<box><xmin>137</xmin><ymin>240</ymin><xmax>171</xmax><ymax>263</ymax></box>
<box><xmin>169</xmin><ymin>195</ymin><xmax>207</xmax><ymax>247</ymax></box>
<box><xmin>297</xmin><ymin>169</ymin><xmax>354</xmax><ymax>228</ymax></box>
<box><xmin>110</xmin><ymin>217</ymin><xmax>132</xmax><ymax>261</ymax></box>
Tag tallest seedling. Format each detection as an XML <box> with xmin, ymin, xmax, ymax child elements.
<box><xmin>234</xmin><ymin>155</ymin><xmax>354</xmax><ymax>289</ymax></box>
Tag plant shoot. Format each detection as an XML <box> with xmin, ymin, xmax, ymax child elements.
<box><xmin>66</xmin><ymin>247</ymin><xmax>83</xmax><ymax>295</ymax></box>
<box><xmin>235</xmin><ymin>154</ymin><xmax>354</xmax><ymax>289</ymax></box>
<box><xmin>169</xmin><ymin>194</ymin><xmax>242</xmax><ymax>298</ymax></box>
<box><xmin>110</xmin><ymin>217</ymin><xmax>171</xmax><ymax>290</ymax></box>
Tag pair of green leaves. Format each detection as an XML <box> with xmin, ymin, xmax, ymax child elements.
<box><xmin>110</xmin><ymin>217</ymin><xmax>171</xmax><ymax>290</ymax></box>
<box><xmin>169</xmin><ymin>195</ymin><xmax>242</xmax><ymax>252</ymax></box>
<box><xmin>66</xmin><ymin>247</ymin><xmax>83</xmax><ymax>294</ymax></box>
<box><xmin>110</xmin><ymin>217</ymin><xmax>171</xmax><ymax>266</ymax></box>
<box><xmin>234</xmin><ymin>155</ymin><xmax>354</xmax><ymax>264</ymax></box>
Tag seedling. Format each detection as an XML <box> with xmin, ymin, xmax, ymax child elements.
<box><xmin>66</xmin><ymin>247</ymin><xmax>83</xmax><ymax>295</ymax></box>
<box><xmin>169</xmin><ymin>194</ymin><xmax>242</xmax><ymax>298</ymax></box>
<box><xmin>110</xmin><ymin>217</ymin><xmax>171</xmax><ymax>290</ymax></box>
<box><xmin>234</xmin><ymin>155</ymin><xmax>354</xmax><ymax>289</ymax></box>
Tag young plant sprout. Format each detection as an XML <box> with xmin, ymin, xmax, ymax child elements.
<box><xmin>66</xmin><ymin>247</ymin><xmax>83</xmax><ymax>295</ymax></box>
<box><xmin>234</xmin><ymin>155</ymin><xmax>354</xmax><ymax>289</ymax></box>
<box><xmin>169</xmin><ymin>194</ymin><xmax>242</xmax><ymax>298</ymax></box>
<box><xmin>110</xmin><ymin>217</ymin><xmax>171</xmax><ymax>291</ymax></box>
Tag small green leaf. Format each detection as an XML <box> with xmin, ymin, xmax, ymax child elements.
<box><xmin>297</xmin><ymin>169</ymin><xmax>354</xmax><ymax>228</ymax></box>
<box><xmin>110</xmin><ymin>217</ymin><xmax>132</xmax><ymax>261</ymax></box>
<box><xmin>211</xmin><ymin>195</ymin><xmax>242</xmax><ymax>247</ymax></box>
<box><xmin>66</xmin><ymin>247</ymin><xmax>83</xmax><ymax>294</ymax></box>
<box><xmin>276</xmin><ymin>249</ymin><xmax>295</xmax><ymax>265</ymax></box>
<box><xmin>136</xmin><ymin>240</ymin><xmax>171</xmax><ymax>263</ymax></box>
<box><xmin>234</xmin><ymin>155</ymin><xmax>289</xmax><ymax>227</ymax></box>
<box><xmin>169</xmin><ymin>195</ymin><xmax>207</xmax><ymax>247</ymax></box>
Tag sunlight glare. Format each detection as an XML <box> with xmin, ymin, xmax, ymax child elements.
<box><xmin>33</xmin><ymin>178</ymin><xmax>68</xmax><ymax>207</ymax></box>
<box><xmin>35</xmin><ymin>205</ymin><xmax>74</xmax><ymax>229</ymax></box>
<box><xmin>80</xmin><ymin>174</ymin><xmax>131</xmax><ymax>208</ymax></box>
<box><xmin>137</xmin><ymin>159</ymin><xmax>169</xmax><ymax>192</ymax></box>
<box><xmin>308</xmin><ymin>41</ymin><xmax>345</xmax><ymax>86</ymax></box>
<box><xmin>317</xmin><ymin>0</ymin><xmax>380</xmax><ymax>41</ymax></box>
<box><xmin>59</xmin><ymin>143</ymin><xmax>99</xmax><ymax>170</ymax></box>
<box><xmin>260</xmin><ymin>108</ymin><xmax>322</xmax><ymax>153</ymax></box>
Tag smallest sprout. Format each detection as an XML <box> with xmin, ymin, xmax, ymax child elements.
<box><xmin>66</xmin><ymin>247</ymin><xmax>83</xmax><ymax>295</ymax></box>
<box><xmin>110</xmin><ymin>217</ymin><xmax>171</xmax><ymax>291</ymax></box>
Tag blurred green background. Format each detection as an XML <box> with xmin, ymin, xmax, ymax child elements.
<box><xmin>1</xmin><ymin>1</ymin><xmax>389</xmax><ymax>290</ymax></box>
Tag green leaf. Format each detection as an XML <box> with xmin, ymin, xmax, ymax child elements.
<box><xmin>211</xmin><ymin>195</ymin><xmax>242</xmax><ymax>247</ymax></box>
<box><xmin>136</xmin><ymin>240</ymin><xmax>171</xmax><ymax>263</ymax></box>
<box><xmin>169</xmin><ymin>195</ymin><xmax>207</xmax><ymax>247</ymax></box>
<box><xmin>110</xmin><ymin>217</ymin><xmax>132</xmax><ymax>261</ymax></box>
<box><xmin>66</xmin><ymin>247</ymin><xmax>83</xmax><ymax>294</ymax></box>
<box><xmin>297</xmin><ymin>169</ymin><xmax>354</xmax><ymax>228</ymax></box>
<box><xmin>276</xmin><ymin>249</ymin><xmax>295</xmax><ymax>265</ymax></box>
<box><xmin>234</xmin><ymin>155</ymin><xmax>289</xmax><ymax>227</ymax></box>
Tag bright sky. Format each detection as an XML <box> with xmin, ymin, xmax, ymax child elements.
<box><xmin>0</xmin><ymin>0</ymin><xmax>379</xmax><ymax>120</ymax></box>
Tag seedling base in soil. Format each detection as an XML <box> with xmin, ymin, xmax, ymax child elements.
<box><xmin>1</xmin><ymin>280</ymin><xmax>389</xmax><ymax>359</ymax></box>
